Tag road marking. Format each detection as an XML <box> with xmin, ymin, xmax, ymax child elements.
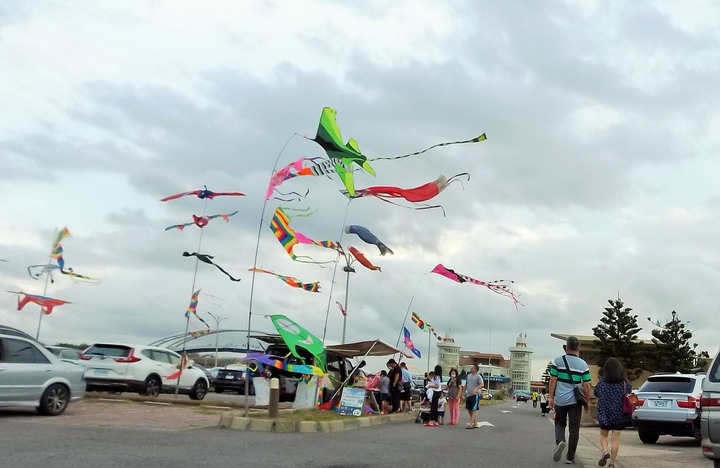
<box><xmin>475</xmin><ymin>421</ymin><xmax>494</xmax><ymax>427</ymax></box>
<box><xmin>500</xmin><ymin>410</ymin><xmax>512</xmax><ymax>413</ymax></box>
<box><xmin>143</xmin><ymin>401</ymin><xmax>171</xmax><ymax>406</ymax></box>
<box><xmin>97</xmin><ymin>398</ymin><xmax>127</xmax><ymax>403</ymax></box>
<box><xmin>203</xmin><ymin>405</ymin><xmax>232</xmax><ymax>410</ymax></box>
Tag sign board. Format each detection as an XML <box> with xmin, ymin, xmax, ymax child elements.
<box><xmin>337</xmin><ymin>386</ymin><xmax>365</xmax><ymax>416</ymax></box>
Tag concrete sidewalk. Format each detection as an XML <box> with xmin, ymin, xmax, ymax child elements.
<box><xmin>572</xmin><ymin>424</ymin><xmax>706</xmax><ymax>468</ymax></box>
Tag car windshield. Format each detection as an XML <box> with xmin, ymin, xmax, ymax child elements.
<box><xmin>85</xmin><ymin>345</ymin><xmax>130</xmax><ymax>358</ymax></box>
<box><xmin>639</xmin><ymin>377</ymin><xmax>696</xmax><ymax>393</ymax></box>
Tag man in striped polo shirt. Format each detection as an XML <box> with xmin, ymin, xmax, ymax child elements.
<box><xmin>548</xmin><ymin>336</ymin><xmax>592</xmax><ymax>464</ymax></box>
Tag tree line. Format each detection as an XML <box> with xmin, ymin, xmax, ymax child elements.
<box><xmin>542</xmin><ymin>297</ymin><xmax>710</xmax><ymax>384</ymax></box>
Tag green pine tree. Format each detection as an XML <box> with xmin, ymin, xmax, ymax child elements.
<box><xmin>592</xmin><ymin>298</ymin><xmax>644</xmax><ymax>379</ymax></box>
<box><xmin>648</xmin><ymin>311</ymin><xmax>702</xmax><ymax>373</ymax></box>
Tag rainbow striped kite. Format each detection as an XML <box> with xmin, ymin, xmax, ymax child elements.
<box><xmin>269</xmin><ymin>207</ymin><xmax>342</xmax><ymax>262</ymax></box>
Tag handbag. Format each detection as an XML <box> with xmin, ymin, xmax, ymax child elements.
<box><xmin>622</xmin><ymin>382</ymin><xmax>638</xmax><ymax>416</ymax></box>
<box><xmin>562</xmin><ymin>355</ymin><xmax>588</xmax><ymax>407</ymax></box>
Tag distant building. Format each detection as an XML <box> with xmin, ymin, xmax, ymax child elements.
<box><xmin>509</xmin><ymin>333</ymin><xmax>533</xmax><ymax>392</ymax></box>
<box><xmin>437</xmin><ymin>333</ymin><xmax>462</xmax><ymax>373</ymax></box>
<box><xmin>458</xmin><ymin>352</ymin><xmax>511</xmax><ymax>393</ymax></box>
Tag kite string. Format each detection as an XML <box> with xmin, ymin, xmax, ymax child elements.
<box><xmin>35</xmin><ymin>228</ymin><xmax>57</xmax><ymax>340</ymax></box>
<box><xmin>321</xmin><ymin>197</ymin><xmax>351</xmax><ymax>344</ymax></box>
<box><xmin>368</xmin><ymin>134</ymin><xmax>486</xmax><ymax>162</ymax></box>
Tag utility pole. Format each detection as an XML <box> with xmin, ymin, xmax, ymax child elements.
<box><xmin>207</xmin><ymin>312</ymin><xmax>227</xmax><ymax>368</ymax></box>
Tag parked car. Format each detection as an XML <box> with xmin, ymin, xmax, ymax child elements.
<box><xmin>632</xmin><ymin>372</ymin><xmax>705</xmax><ymax>444</ymax></box>
<box><xmin>214</xmin><ymin>366</ymin><xmax>255</xmax><ymax>395</ymax></box>
<box><xmin>0</xmin><ymin>329</ymin><xmax>85</xmax><ymax>415</ymax></box>
<box><xmin>45</xmin><ymin>346</ymin><xmax>81</xmax><ymax>364</ymax></box>
<box><xmin>480</xmin><ymin>388</ymin><xmax>493</xmax><ymax>400</ymax></box>
<box><xmin>701</xmin><ymin>351</ymin><xmax>720</xmax><ymax>466</ymax></box>
<box><xmin>79</xmin><ymin>343</ymin><xmax>209</xmax><ymax>400</ymax></box>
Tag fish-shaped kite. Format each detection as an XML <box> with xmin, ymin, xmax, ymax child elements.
<box><xmin>249</xmin><ymin>267</ymin><xmax>320</xmax><ymax>292</ymax></box>
<box><xmin>165</xmin><ymin>211</ymin><xmax>238</xmax><ymax>231</ymax></box>
<box><xmin>345</xmin><ymin>225</ymin><xmax>393</xmax><ymax>256</ymax></box>
<box><xmin>348</xmin><ymin>173</ymin><xmax>469</xmax><ymax>208</ymax></box>
<box><xmin>183</xmin><ymin>252</ymin><xmax>241</xmax><ymax>282</ymax></box>
<box><xmin>243</xmin><ymin>352</ymin><xmax>326</xmax><ymax>376</ymax></box>
<box><xmin>269</xmin><ymin>207</ymin><xmax>342</xmax><ymax>263</ymax></box>
<box><xmin>348</xmin><ymin>247</ymin><xmax>381</xmax><ymax>272</ymax></box>
<box><xmin>160</xmin><ymin>186</ymin><xmax>245</xmax><ymax>202</ymax></box>
<box><xmin>431</xmin><ymin>263</ymin><xmax>522</xmax><ymax>308</ymax></box>
<box><xmin>9</xmin><ymin>291</ymin><xmax>71</xmax><ymax>315</ymax></box>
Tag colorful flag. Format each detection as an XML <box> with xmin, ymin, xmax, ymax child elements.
<box><xmin>403</xmin><ymin>327</ymin><xmax>421</xmax><ymax>359</ymax></box>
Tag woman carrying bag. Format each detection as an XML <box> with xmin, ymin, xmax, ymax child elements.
<box><xmin>593</xmin><ymin>357</ymin><xmax>632</xmax><ymax>468</ymax></box>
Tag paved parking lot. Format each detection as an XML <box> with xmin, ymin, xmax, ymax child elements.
<box><xmin>0</xmin><ymin>398</ymin><xmax>225</xmax><ymax>431</ymax></box>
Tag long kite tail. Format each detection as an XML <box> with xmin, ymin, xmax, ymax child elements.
<box><xmin>368</xmin><ymin>134</ymin><xmax>487</xmax><ymax>162</ymax></box>
<box><xmin>211</xmin><ymin>263</ymin><xmax>242</xmax><ymax>282</ymax></box>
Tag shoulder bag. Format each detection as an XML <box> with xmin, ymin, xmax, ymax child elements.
<box><xmin>562</xmin><ymin>355</ymin><xmax>588</xmax><ymax>408</ymax></box>
<box><xmin>622</xmin><ymin>380</ymin><xmax>638</xmax><ymax>416</ymax></box>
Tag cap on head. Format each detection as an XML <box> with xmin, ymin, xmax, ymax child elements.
<box><xmin>566</xmin><ymin>336</ymin><xmax>581</xmax><ymax>350</ymax></box>
<box><xmin>386</xmin><ymin>358</ymin><xmax>397</xmax><ymax>365</ymax></box>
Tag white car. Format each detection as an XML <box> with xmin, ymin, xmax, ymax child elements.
<box><xmin>79</xmin><ymin>343</ymin><xmax>208</xmax><ymax>400</ymax></box>
<box><xmin>0</xmin><ymin>329</ymin><xmax>86</xmax><ymax>415</ymax></box>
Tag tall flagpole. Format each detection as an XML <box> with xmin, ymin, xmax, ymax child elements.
<box><xmin>245</xmin><ymin>134</ymin><xmax>295</xmax><ymax>416</ymax></box>
<box><xmin>36</xmin><ymin>228</ymin><xmax>57</xmax><ymax>341</ymax></box>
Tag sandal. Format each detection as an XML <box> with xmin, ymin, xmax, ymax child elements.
<box><xmin>599</xmin><ymin>452</ymin><xmax>610</xmax><ymax>466</ymax></box>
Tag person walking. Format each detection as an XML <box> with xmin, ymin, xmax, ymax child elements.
<box><xmin>539</xmin><ymin>388</ymin><xmax>549</xmax><ymax>416</ymax></box>
<box><xmin>532</xmin><ymin>390</ymin><xmax>539</xmax><ymax>408</ymax></box>
<box><xmin>548</xmin><ymin>336</ymin><xmax>591</xmax><ymax>464</ymax></box>
<box><xmin>594</xmin><ymin>358</ymin><xmax>632</xmax><ymax>468</ymax></box>
<box><xmin>446</xmin><ymin>368</ymin><xmax>463</xmax><ymax>425</ymax></box>
<box><xmin>464</xmin><ymin>364</ymin><xmax>484</xmax><ymax>429</ymax></box>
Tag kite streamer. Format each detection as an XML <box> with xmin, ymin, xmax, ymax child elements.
<box><xmin>403</xmin><ymin>327</ymin><xmax>421</xmax><ymax>359</ymax></box>
<box><xmin>431</xmin><ymin>264</ymin><xmax>522</xmax><ymax>308</ymax></box>
<box><xmin>336</xmin><ymin>301</ymin><xmax>347</xmax><ymax>317</ymax></box>
<box><xmin>9</xmin><ymin>291</ymin><xmax>71</xmax><ymax>315</ymax></box>
<box><xmin>185</xmin><ymin>290</ymin><xmax>200</xmax><ymax>318</ymax></box>
<box><xmin>269</xmin><ymin>207</ymin><xmax>342</xmax><ymax>263</ymax></box>
<box><xmin>345</xmin><ymin>225</ymin><xmax>393</xmax><ymax>256</ymax></box>
<box><xmin>160</xmin><ymin>186</ymin><xmax>245</xmax><ymax>202</ymax></box>
<box><xmin>183</xmin><ymin>252</ymin><xmax>241</xmax><ymax>282</ymax></box>
<box><xmin>165</xmin><ymin>211</ymin><xmax>239</xmax><ymax>231</ymax></box>
<box><xmin>34</xmin><ymin>227</ymin><xmax>100</xmax><ymax>283</ymax></box>
<box><xmin>368</xmin><ymin>134</ymin><xmax>486</xmax><ymax>161</ymax></box>
<box><xmin>411</xmin><ymin>312</ymin><xmax>444</xmax><ymax>342</ymax></box>
<box><xmin>249</xmin><ymin>268</ymin><xmax>320</xmax><ymax>292</ymax></box>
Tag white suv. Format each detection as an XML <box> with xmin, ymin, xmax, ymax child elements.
<box><xmin>79</xmin><ymin>343</ymin><xmax>208</xmax><ymax>400</ymax></box>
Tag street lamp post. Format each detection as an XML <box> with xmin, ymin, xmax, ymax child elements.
<box><xmin>207</xmin><ymin>312</ymin><xmax>227</xmax><ymax>368</ymax></box>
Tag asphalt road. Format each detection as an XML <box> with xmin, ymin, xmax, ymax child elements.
<box><xmin>0</xmin><ymin>399</ymin><xmax>707</xmax><ymax>468</ymax></box>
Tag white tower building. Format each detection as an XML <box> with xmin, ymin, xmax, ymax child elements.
<box><xmin>509</xmin><ymin>333</ymin><xmax>533</xmax><ymax>392</ymax></box>
<box><xmin>436</xmin><ymin>333</ymin><xmax>461</xmax><ymax>374</ymax></box>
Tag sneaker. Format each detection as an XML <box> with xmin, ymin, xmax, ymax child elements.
<box><xmin>565</xmin><ymin>460</ymin><xmax>575</xmax><ymax>464</ymax></box>
<box><xmin>598</xmin><ymin>452</ymin><xmax>610</xmax><ymax>466</ymax></box>
<box><xmin>553</xmin><ymin>442</ymin><xmax>566</xmax><ymax>462</ymax></box>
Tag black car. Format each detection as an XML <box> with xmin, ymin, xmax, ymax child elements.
<box><xmin>515</xmin><ymin>391</ymin><xmax>531</xmax><ymax>402</ymax></box>
<box><xmin>214</xmin><ymin>367</ymin><xmax>255</xmax><ymax>395</ymax></box>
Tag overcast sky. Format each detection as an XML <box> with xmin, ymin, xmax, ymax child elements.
<box><xmin>2</xmin><ymin>0</ymin><xmax>719</xmax><ymax>380</ymax></box>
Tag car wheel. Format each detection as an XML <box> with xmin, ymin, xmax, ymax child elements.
<box><xmin>143</xmin><ymin>376</ymin><xmax>161</xmax><ymax>397</ymax></box>
<box><xmin>189</xmin><ymin>380</ymin><xmax>208</xmax><ymax>401</ymax></box>
<box><xmin>638</xmin><ymin>430</ymin><xmax>659</xmax><ymax>444</ymax></box>
<box><xmin>713</xmin><ymin>459</ymin><xmax>720</xmax><ymax>468</ymax></box>
<box><xmin>37</xmin><ymin>383</ymin><xmax>70</xmax><ymax>416</ymax></box>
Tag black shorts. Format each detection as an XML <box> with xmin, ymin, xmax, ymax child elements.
<box><xmin>599</xmin><ymin>424</ymin><xmax>626</xmax><ymax>431</ymax></box>
<box><xmin>402</xmin><ymin>383</ymin><xmax>411</xmax><ymax>400</ymax></box>
<box><xmin>465</xmin><ymin>395</ymin><xmax>480</xmax><ymax>411</ymax></box>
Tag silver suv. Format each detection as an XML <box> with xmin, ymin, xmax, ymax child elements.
<box><xmin>701</xmin><ymin>351</ymin><xmax>720</xmax><ymax>466</ymax></box>
<box><xmin>632</xmin><ymin>372</ymin><xmax>705</xmax><ymax>444</ymax></box>
<box><xmin>79</xmin><ymin>343</ymin><xmax>208</xmax><ymax>400</ymax></box>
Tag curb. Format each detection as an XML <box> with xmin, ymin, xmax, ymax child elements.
<box><xmin>218</xmin><ymin>411</ymin><xmax>417</xmax><ymax>433</ymax></box>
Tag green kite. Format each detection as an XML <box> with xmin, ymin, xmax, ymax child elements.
<box><xmin>268</xmin><ymin>314</ymin><xmax>326</xmax><ymax>368</ymax></box>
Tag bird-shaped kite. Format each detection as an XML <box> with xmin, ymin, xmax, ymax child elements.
<box><xmin>165</xmin><ymin>211</ymin><xmax>239</xmax><ymax>231</ymax></box>
<box><xmin>160</xmin><ymin>186</ymin><xmax>245</xmax><ymax>202</ymax></box>
<box><xmin>9</xmin><ymin>291</ymin><xmax>71</xmax><ymax>315</ymax></box>
<box><xmin>182</xmin><ymin>252</ymin><xmax>241</xmax><ymax>282</ymax></box>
